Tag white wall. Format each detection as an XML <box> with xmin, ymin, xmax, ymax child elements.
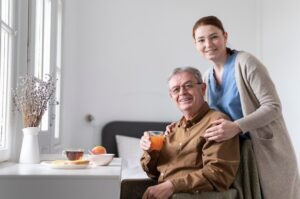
<box><xmin>260</xmin><ymin>0</ymin><xmax>300</xmax><ymax>166</ymax></box>
<box><xmin>60</xmin><ymin>0</ymin><xmax>300</xmax><ymax>166</ymax></box>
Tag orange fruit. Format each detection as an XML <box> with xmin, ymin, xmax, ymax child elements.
<box><xmin>91</xmin><ymin>146</ymin><xmax>107</xmax><ymax>155</ymax></box>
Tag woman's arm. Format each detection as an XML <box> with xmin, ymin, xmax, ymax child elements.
<box><xmin>204</xmin><ymin>52</ymin><xmax>282</xmax><ymax>141</ymax></box>
<box><xmin>235</xmin><ymin>53</ymin><xmax>282</xmax><ymax>133</ymax></box>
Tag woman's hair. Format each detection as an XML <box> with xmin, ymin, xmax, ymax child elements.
<box><xmin>168</xmin><ymin>66</ymin><xmax>203</xmax><ymax>83</ymax></box>
<box><xmin>192</xmin><ymin>16</ymin><xmax>225</xmax><ymax>39</ymax></box>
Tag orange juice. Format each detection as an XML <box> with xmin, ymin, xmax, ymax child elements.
<box><xmin>149</xmin><ymin>131</ymin><xmax>165</xmax><ymax>151</ymax></box>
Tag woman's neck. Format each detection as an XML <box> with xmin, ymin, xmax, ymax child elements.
<box><xmin>212</xmin><ymin>51</ymin><xmax>228</xmax><ymax>70</ymax></box>
<box><xmin>211</xmin><ymin>51</ymin><xmax>229</xmax><ymax>85</ymax></box>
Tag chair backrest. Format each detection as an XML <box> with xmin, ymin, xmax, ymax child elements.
<box><xmin>101</xmin><ymin>120</ymin><xmax>170</xmax><ymax>157</ymax></box>
<box><xmin>231</xmin><ymin>138</ymin><xmax>263</xmax><ymax>199</ymax></box>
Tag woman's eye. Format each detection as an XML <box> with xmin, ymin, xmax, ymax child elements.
<box><xmin>211</xmin><ymin>35</ymin><xmax>219</xmax><ymax>40</ymax></box>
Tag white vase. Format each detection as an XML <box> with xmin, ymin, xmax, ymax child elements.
<box><xmin>19</xmin><ymin>127</ymin><xmax>40</xmax><ymax>164</ymax></box>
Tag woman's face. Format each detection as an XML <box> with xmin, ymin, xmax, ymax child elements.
<box><xmin>194</xmin><ymin>25</ymin><xmax>228</xmax><ymax>62</ymax></box>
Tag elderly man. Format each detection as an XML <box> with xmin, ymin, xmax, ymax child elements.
<box><xmin>140</xmin><ymin>67</ymin><xmax>240</xmax><ymax>199</ymax></box>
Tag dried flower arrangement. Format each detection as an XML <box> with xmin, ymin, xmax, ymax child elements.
<box><xmin>12</xmin><ymin>74</ymin><xmax>57</xmax><ymax>128</ymax></box>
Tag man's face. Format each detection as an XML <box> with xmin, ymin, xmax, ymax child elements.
<box><xmin>168</xmin><ymin>71</ymin><xmax>206</xmax><ymax>119</ymax></box>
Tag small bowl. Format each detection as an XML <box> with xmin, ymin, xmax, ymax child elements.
<box><xmin>88</xmin><ymin>154</ymin><xmax>114</xmax><ymax>166</ymax></box>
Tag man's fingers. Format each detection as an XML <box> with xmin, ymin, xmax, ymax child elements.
<box><xmin>144</xmin><ymin>131</ymin><xmax>150</xmax><ymax>137</ymax></box>
<box><xmin>140</xmin><ymin>135</ymin><xmax>151</xmax><ymax>151</ymax></box>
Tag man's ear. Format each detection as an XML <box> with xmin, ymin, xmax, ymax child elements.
<box><xmin>169</xmin><ymin>91</ymin><xmax>173</xmax><ymax>99</ymax></box>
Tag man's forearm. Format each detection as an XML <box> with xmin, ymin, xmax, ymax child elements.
<box><xmin>140</xmin><ymin>151</ymin><xmax>160</xmax><ymax>178</ymax></box>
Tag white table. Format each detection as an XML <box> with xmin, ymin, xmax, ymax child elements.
<box><xmin>0</xmin><ymin>158</ymin><xmax>122</xmax><ymax>199</ymax></box>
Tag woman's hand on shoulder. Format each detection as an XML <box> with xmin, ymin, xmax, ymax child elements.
<box><xmin>165</xmin><ymin>122</ymin><xmax>176</xmax><ymax>136</ymax></box>
<box><xmin>204</xmin><ymin>118</ymin><xmax>241</xmax><ymax>142</ymax></box>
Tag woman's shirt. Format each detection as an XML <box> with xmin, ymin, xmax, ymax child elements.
<box><xmin>208</xmin><ymin>51</ymin><xmax>243</xmax><ymax>121</ymax></box>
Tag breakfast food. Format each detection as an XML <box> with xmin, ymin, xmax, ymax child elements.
<box><xmin>91</xmin><ymin>146</ymin><xmax>107</xmax><ymax>155</ymax></box>
<box><xmin>51</xmin><ymin>160</ymin><xmax>67</xmax><ymax>165</ymax></box>
<box><xmin>52</xmin><ymin>159</ymin><xmax>89</xmax><ymax>165</ymax></box>
<box><xmin>68</xmin><ymin>159</ymin><xmax>90</xmax><ymax>165</ymax></box>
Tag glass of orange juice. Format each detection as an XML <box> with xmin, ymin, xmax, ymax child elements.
<box><xmin>149</xmin><ymin>131</ymin><xmax>165</xmax><ymax>151</ymax></box>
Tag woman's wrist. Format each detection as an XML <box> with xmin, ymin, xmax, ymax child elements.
<box><xmin>234</xmin><ymin>121</ymin><xmax>242</xmax><ymax>134</ymax></box>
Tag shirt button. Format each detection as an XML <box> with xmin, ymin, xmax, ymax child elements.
<box><xmin>179</xmin><ymin>143</ymin><xmax>182</xmax><ymax>146</ymax></box>
<box><xmin>161</xmin><ymin>172</ymin><xmax>164</xmax><ymax>176</ymax></box>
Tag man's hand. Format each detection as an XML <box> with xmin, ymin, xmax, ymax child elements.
<box><xmin>142</xmin><ymin>180</ymin><xmax>174</xmax><ymax>199</ymax></box>
<box><xmin>204</xmin><ymin>119</ymin><xmax>241</xmax><ymax>142</ymax></box>
<box><xmin>140</xmin><ymin>132</ymin><xmax>152</xmax><ymax>151</ymax></box>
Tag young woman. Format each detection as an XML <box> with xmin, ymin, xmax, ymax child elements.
<box><xmin>192</xmin><ymin>16</ymin><xmax>300</xmax><ymax>199</ymax></box>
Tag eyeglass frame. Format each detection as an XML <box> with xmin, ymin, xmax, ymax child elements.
<box><xmin>169</xmin><ymin>81</ymin><xmax>203</xmax><ymax>95</ymax></box>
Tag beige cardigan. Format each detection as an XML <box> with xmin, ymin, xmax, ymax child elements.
<box><xmin>203</xmin><ymin>51</ymin><xmax>300</xmax><ymax>199</ymax></box>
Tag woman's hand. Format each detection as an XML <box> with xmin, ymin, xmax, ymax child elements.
<box><xmin>204</xmin><ymin>119</ymin><xmax>241</xmax><ymax>142</ymax></box>
<box><xmin>140</xmin><ymin>132</ymin><xmax>151</xmax><ymax>151</ymax></box>
<box><xmin>165</xmin><ymin>122</ymin><xmax>176</xmax><ymax>136</ymax></box>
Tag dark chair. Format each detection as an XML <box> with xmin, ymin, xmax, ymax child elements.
<box><xmin>101</xmin><ymin>121</ymin><xmax>170</xmax><ymax>157</ymax></box>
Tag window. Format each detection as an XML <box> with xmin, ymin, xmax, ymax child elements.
<box><xmin>29</xmin><ymin>0</ymin><xmax>63</xmax><ymax>153</ymax></box>
<box><xmin>34</xmin><ymin>0</ymin><xmax>52</xmax><ymax>131</ymax></box>
<box><xmin>0</xmin><ymin>0</ymin><xmax>62</xmax><ymax>160</ymax></box>
<box><xmin>0</xmin><ymin>0</ymin><xmax>15</xmax><ymax>161</ymax></box>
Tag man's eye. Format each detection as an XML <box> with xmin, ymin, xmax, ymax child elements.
<box><xmin>197</xmin><ymin>39</ymin><xmax>205</xmax><ymax>43</ymax></box>
<box><xmin>172</xmin><ymin>88</ymin><xmax>180</xmax><ymax>93</ymax></box>
<box><xmin>185</xmin><ymin>84</ymin><xmax>193</xmax><ymax>89</ymax></box>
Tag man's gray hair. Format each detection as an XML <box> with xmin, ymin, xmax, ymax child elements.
<box><xmin>168</xmin><ymin>66</ymin><xmax>203</xmax><ymax>83</ymax></box>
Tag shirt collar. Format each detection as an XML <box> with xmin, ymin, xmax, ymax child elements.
<box><xmin>178</xmin><ymin>102</ymin><xmax>210</xmax><ymax>129</ymax></box>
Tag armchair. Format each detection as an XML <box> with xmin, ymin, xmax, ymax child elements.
<box><xmin>100</xmin><ymin>121</ymin><xmax>262</xmax><ymax>199</ymax></box>
<box><xmin>120</xmin><ymin>138</ymin><xmax>262</xmax><ymax>199</ymax></box>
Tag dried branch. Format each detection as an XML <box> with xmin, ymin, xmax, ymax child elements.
<box><xmin>12</xmin><ymin>74</ymin><xmax>57</xmax><ymax>128</ymax></box>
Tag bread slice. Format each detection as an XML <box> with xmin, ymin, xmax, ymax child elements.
<box><xmin>51</xmin><ymin>159</ymin><xmax>89</xmax><ymax>165</ymax></box>
<box><xmin>67</xmin><ymin>159</ymin><xmax>90</xmax><ymax>165</ymax></box>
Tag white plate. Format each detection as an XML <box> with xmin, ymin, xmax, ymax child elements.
<box><xmin>41</xmin><ymin>161</ymin><xmax>90</xmax><ymax>169</ymax></box>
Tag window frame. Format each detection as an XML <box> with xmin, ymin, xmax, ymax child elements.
<box><xmin>27</xmin><ymin>0</ymin><xmax>63</xmax><ymax>153</ymax></box>
<box><xmin>0</xmin><ymin>0</ymin><xmax>17</xmax><ymax>162</ymax></box>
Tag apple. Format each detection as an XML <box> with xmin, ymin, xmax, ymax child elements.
<box><xmin>91</xmin><ymin>146</ymin><xmax>107</xmax><ymax>155</ymax></box>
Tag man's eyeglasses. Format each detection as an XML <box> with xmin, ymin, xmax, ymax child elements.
<box><xmin>170</xmin><ymin>82</ymin><xmax>202</xmax><ymax>95</ymax></box>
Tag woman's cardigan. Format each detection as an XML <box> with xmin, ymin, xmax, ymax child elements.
<box><xmin>203</xmin><ymin>51</ymin><xmax>300</xmax><ymax>199</ymax></box>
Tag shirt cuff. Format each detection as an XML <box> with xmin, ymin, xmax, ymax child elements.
<box><xmin>170</xmin><ymin>178</ymin><xmax>186</xmax><ymax>192</ymax></box>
